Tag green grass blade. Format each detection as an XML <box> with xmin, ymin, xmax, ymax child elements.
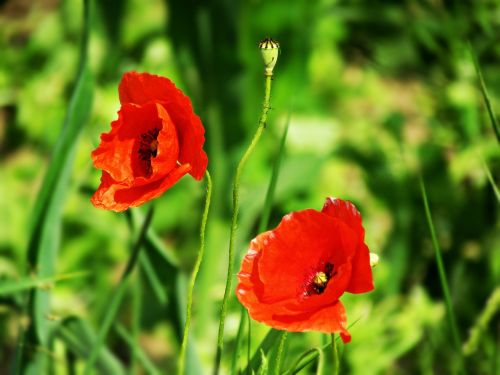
<box><xmin>55</xmin><ymin>317</ymin><xmax>125</xmax><ymax>375</ymax></box>
<box><xmin>230</xmin><ymin>306</ymin><xmax>247</xmax><ymax>374</ymax></box>
<box><xmin>242</xmin><ymin>329</ymin><xmax>283</xmax><ymax>374</ymax></box>
<box><xmin>131</xmin><ymin>270</ymin><xmax>142</xmax><ymax>374</ymax></box>
<box><xmin>15</xmin><ymin>0</ymin><xmax>93</xmax><ymax>372</ymax></box>
<box><xmin>283</xmin><ymin>348</ymin><xmax>321</xmax><ymax>375</ymax></box>
<box><xmin>256</xmin><ymin>350</ymin><xmax>269</xmax><ymax>375</ymax></box>
<box><xmin>129</xmin><ymin>208</ymin><xmax>180</xmax><ymax>268</ymax></box>
<box><xmin>127</xmin><ymin>206</ymin><xmax>202</xmax><ymax>373</ymax></box>
<box><xmin>281</xmin><ymin>318</ymin><xmax>361</xmax><ymax>374</ymax></box>
<box><xmin>127</xmin><ymin>207</ymin><xmax>203</xmax><ymax>374</ymax></box>
<box><xmin>115</xmin><ymin>323</ymin><xmax>162</xmax><ymax>375</ymax></box>
<box><xmin>0</xmin><ymin>271</ymin><xmax>87</xmax><ymax>296</ymax></box>
<box><xmin>469</xmin><ymin>44</ymin><xmax>500</xmax><ymax>143</ymax></box>
<box><xmin>84</xmin><ymin>206</ymin><xmax>154</xmax><ymax>374</ymax></box>
<box><xmin>419</xmin><ymin>176</ymin><xmax>464</xmax><ymax>373</ymax></box>
<box><xmin>270</xmin><ymin>331</ymin><xmax>287</xmax><ymax>375</ymax></box>
<box><xmin>125</xmin><ymin>210</ymin><xmax>168</xmax><ymax>304</ymax></box>
<box><xmin>479</xmin><ymin>155</ymin><xmax>500</xmax><ymax>203</ymax></box>
<box><xmin>463</xmin><ymin>287</ymin><xmax>500</xmax><ymax>356</ymax></box>
<box><xmin>138</xmin><ymin>252</ymin><xmax>167</xmax><ymax>305</ymax></box>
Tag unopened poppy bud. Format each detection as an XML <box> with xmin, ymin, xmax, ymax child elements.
<box><xmin>259</xmin><ymin>37</ymin><xmax>279</xmax><ymax>76</ymax></box>
<box><xmin>370</xmin><ymin>253</ymin><xmax>379</xmax><ymax>267</ymax></box>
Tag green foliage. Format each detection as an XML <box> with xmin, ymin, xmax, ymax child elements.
<box><xmin>0</xmin><ymin>0</ymin><xmax>498</xmax><ymax>373</ymax></box>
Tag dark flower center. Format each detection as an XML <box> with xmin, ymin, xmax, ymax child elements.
<box><xmin>138</xmin><ymin>128</ymin><xmax>160</xmax><ymax>175</ymax></box>
<box><xmin>305</xmin><ymin>262</ymin><xmax>335</xmax><ymax>296</ymax></box>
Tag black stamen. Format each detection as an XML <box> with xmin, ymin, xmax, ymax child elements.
<box><xmin>137</xmin><ymin>127</ymin><xmax>160</xmax><ymax>175</ymax></box>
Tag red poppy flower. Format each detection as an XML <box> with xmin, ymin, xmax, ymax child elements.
<box><xmin>91</xmin><ymin>72</ymin><xmax>208</xmax><ymax>211</ymax></box>
<box><xmin>236</xmin><ymin>198</ymin><xmax>374</xmax><ymax>343</ymax></box>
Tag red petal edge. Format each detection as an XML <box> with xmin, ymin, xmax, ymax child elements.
<box><xmin>322</xmin><ymin>198</ymin><xmax>374</xmax><ymax>294</ymax></box>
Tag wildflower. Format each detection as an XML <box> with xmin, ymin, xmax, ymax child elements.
<box><xmin>236</xmin><ymin>198</ymin><xmax>374</xmax><ymax>343</ymax></box>
<box><xmin>91</xmin><ymin>72</ymin><xmax>208</xmax><ymax>211</ymax></box>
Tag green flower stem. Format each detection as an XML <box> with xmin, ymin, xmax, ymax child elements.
<box><xmin>214</xmin><ymin>74</ymin><xmax>274</xmax><ymax>374</ymax></box>
<box><xmin>331</xmin><ymin>334</ymin><xmax>339</xmax><ymax>375</ymax></box>
<box><xmin>84</xmin><ymin>205</ymin><xmax>154</xmax><ymax>375</ymax></box>
<box><xmin>232</xmin><ymin>109</ymin><xmax>291</xmax><ymax>373</ymax></box>
<box><xmin>178</xmin><ymin>171</ymin><xmax>213</xmax><ymax>375</ymax></box>
<box><xmin>419</xmin><ymin>176</ymin><xmax>464</xmax><ymax>373</ymax></box>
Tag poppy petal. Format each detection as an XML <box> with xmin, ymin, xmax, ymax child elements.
<box><xmin>322</xmin><ymin>198</ymin><xmax>374</xmax><ymax>294</ymax></box>
<box><xmin>321</xmin><ymin>197</ymin><xmax>364</xmax><ymax>239</ymax></box>
<box><xmin>263</xmin><ymin>301</ymin><xmax>351</xmax><ymax>342</ymax></box>
<box><xmin>92</xmin><ymin>103</ymin><xmax>179</xmax><ymax>182</ymax></box>
<box><xmin>346</xmin><ymin>242</ymin><xmax>374</xmax><ymax>294</ymax></box>
<box><xmin>118</xmin><ymin>72</ymin><xmax>207</xmax><ymax>180</ymax></box>
<box><xmin>91</xmin><ymin>163</ymin><xmax>192</xmax><ymax>212</ymax></box>
<box><xmin>257</xmin><ymin>210</ymin><xmax>357</xmax><ymax>302</ymax></box>
<box><xmin>236</xmin><ymin>199</ymin><xmax>375</xmax><ymax>341</ymax></box>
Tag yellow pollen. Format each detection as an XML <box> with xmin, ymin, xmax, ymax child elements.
<box><xmin>313</xmin><ymin>272</ymin><xmax>328</xmax><ymax>286</ymax></box>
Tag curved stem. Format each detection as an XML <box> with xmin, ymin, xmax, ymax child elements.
<box><xmin>178</xmin><ymin>171</ymin><xmax>213</xmax><ymax>375</ymax></box>
<box><xmin>213</xmin><ymin>75</ymin><xmax>273</xmax><ymax>374</ymax></box>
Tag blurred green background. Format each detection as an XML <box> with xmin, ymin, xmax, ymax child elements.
<box><xmin>0</xmin><ymin>0</ymin><xmax>499</xmax><ymax>374</ymax></box>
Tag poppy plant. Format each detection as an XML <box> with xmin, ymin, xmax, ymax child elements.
<box><xmin>91</xmin><ymin>72</ymin><xmax>208</xmax><ymax>211</ymax></box>
<box><xmin>236</xmin><ymin>198</ymin><xmax>374</xmax><ymax>343</ymax></box>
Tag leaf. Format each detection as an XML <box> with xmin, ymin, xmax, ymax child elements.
<box><xmin>0</xmin><ymin>271</ymin><xmax>87</xmax><ymax>296</ymax></box>
<box><xmin>469</xmin><ymin>44</ymin><xmax>500</xmax><ymax>143</ymax></box>
<box><xmin>256</xmin><ymin>350</ymin><xmax>269</xmax><ymax>375</ymax></box>
<box><xmin>242</xmin><ymin>329</ymin><xmax>283</xmax><ymax>374</ymax></box>
<box><xmin>55</xmin><ymin>317</ymin><xmax>125</xmax><ymax>375</ymax></box>
<box><xmin>115</xmin><ymin>323</ymin><xmax>162</xmax><ymax>375</ymax></box>
<box><xmin>15</xmin><ymin>0</ymin><xmax>93</xmax><ymax>372</ymax></box>
<box><xmin>84</xmin><ymin>206</ymin><xmax>154</xmax><ymax>374</ymax></box>
<box><xmin>283</xmin><ymin>347</ymin><xmax>321</xmax><ymax>375</ymax></box>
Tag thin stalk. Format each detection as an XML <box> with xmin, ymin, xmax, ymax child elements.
<box><xmin>84</xmin><ymin>206</ymin><xmax>154</xmax><ymax>374</ymax></box>
<box><xmin>331</xmin><ymin>334</ymin><xmax>339</xmax><ymax>375</ymax></box>
<box><xmin>419</xmin><ymin>176</ymin><xmax>464</xmax><ymax>372</ymax></box>
<box><xmin>214</xmin><ymin>75</ymin><xmax>274</xmax><ymax>374</ymax></box>
<box><xmin>178</xmin><ymin>171</ymin><xmax>213</xmax><ymax>375</ymax></box>
<box><xmin>232</xmin><ymin>110</ymin><xmax>291</xmax><ymax>373</ymax></box>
